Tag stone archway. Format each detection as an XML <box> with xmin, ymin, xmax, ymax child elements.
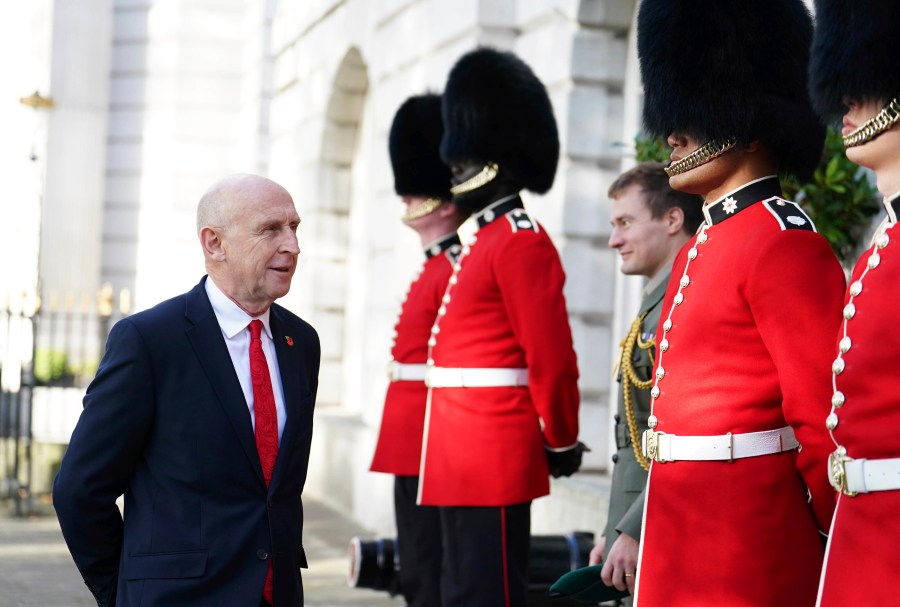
<box><xmin>309</xmin><ymin>48</ymin><xmax>369</xmax><ymax>409</ymax></box>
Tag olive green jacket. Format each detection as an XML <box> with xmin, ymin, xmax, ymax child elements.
<box><xmin>603</xmin><ymin>272</ymin><xmax>669</xmax><ymax>554</ymax></box>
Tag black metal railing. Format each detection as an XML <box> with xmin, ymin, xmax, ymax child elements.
<box><xmin>0</xmin><ymin>284</ymin><xmax>130</xmax><ymax>515</ymax></box>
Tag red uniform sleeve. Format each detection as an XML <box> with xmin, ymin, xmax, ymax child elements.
<box><xmin>494</xmin><ymin>227</ymin><xmax>580</xmax><ymax>449</ymax></box>
<box><xmin>746</xmin><ymin>230</ymin><xmax>845</xmax><ymax>531</ymax></box>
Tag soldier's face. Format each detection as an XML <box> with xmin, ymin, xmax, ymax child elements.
<box><xmin>608</xmin><ymin>184</ymin><xmax>677</xmax><ymax>279</ymax></box>
<box><xmin>666</xmin><ymin>132</ymin><xmax>747</xmax><ymax>202</ymax></box>
<box><xmin>450</xmin><ymin>162</ymin><xmax>482</xmax><ymax>186</ymax></box>
<box><xmin>843</xmin><ymin>98</ymin><xmax>900</xmax><ymax>194</ymax></box>
<box><xmin>449</xmin><ymin>161</ymin><xmax>517</xmax><ymax>212</ymax></box>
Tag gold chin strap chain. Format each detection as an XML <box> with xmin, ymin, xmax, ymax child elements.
<box><xmin>402</xmin><ymin>197</ymin><xmax>443</xmax><ymax>222</ymax></box>
<box><xmin>449</xmin><ymin>162</ymin><xmax>499</xmax><ymax>195</ymax></box>
<box><xmin>843</xmin><ymin>97</ymin><xmax>900</xmax><ymax>148</ymax></box>
<box><xmin>665</xmin><ymin>138</ymin><xmax>738</xmax><ymax>177</ymax></box>
<box><xmin>619</xmin><ymin>312</ymin><xmax>656</xmax><ymax>472</ymax></box>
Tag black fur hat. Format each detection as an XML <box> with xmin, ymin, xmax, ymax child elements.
<box><xmin>440</xmin><ymin>47</ymin><xmax>559</xmax><ymax>194</ymax></box>
<box><xmin>388</xmin><ymin>94</ymin><xmax>452</xmax><ymax>199</ymax></box>
<box><xmin>637</xmin><ymin>0</ymin><xmax>825</xmax><ymax>180</ymax></box>
<box><xmin>809</xmin><ymin>0</ymin><xmax>900</xmax><ymax>123</ymax></box>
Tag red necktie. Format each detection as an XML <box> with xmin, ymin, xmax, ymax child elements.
<box><xmin>249</xmin><ymin>319</ymin><xmax>278</xmax><ymax>604</ymax></box>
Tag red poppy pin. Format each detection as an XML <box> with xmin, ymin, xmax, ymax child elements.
<box><xmin>285</xmin><ymin>336</ymin><xmax>294</xmax><ymax>346</ymax></box>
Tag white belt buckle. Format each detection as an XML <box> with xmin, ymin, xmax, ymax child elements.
<box><xmin>828</xmin><ymin>448</ymin><xmax>858</xmax><ymax>497</ymax></box>
<box><xmin>642</xmin><ymin>429</ymin><xmax>667</xmax><ymax>464</ymax></box>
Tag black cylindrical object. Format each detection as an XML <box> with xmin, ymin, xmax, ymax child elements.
<box><xmin>348</xmin><ymin>536</ymin><xmax>401</xmax><ymax>596</ymax></box>
<box><xmin>349</xmin><ymin>531</ymin><xmax>595</xmax><ymax>599</ymax></box>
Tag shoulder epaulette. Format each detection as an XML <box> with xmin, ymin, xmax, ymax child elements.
<box><xmin>504</xmin><ymin>209</ymin><xmax>540</xmax><ymax>234</ymax></box>
<box><xmin>762</xmin><ymin>197</ymin><xmax>816</xmax><ymax>232</ymax></box>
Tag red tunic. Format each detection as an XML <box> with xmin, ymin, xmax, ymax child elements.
<box><xmin>634</xmin><ymin>178</ymin><xmax>845</xmax><ymax>607</ymax></box>
<box><xmin>817</xmin><ymin>196</ymin><xmax>900</xmax><ymax>607</ymax></box>
<box><xmin>370</xmin><ymin>235</ymin><xmax>459</xmax><ymax>476</ymax></box>
<box><xmin>418</xmin><ymin>196</ymin><xmax>580</xmax><ymax>506</ymax></box>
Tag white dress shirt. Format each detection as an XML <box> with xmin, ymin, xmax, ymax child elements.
<box><xmin>205</xmin><ymin>277</ymin><xmax>287</xmax><ymax>443</ymax></box>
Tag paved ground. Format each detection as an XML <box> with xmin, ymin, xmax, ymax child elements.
<box><xmin>0</xmin><ymin>496</ymin><xmax>400</xmax><ymax>607</ymax></box>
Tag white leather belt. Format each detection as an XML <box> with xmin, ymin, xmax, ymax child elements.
<box><xmin>641</xmin><ymin>426</ymin><xmax>798</xmax><ymax>463</ymax></box>
<box><xmin>426</xmin><ymin>366</ymin><xmax>529</xmax><ymax>388</ymax></box>
<box><xmin>830</xmin><ymin>455</ymin><xmax>900</xmax><ymax>495</ymax></box>
<box><xmin>387</xmin><ymin>361</ymin><xmax>427</xmax><ymax>382</ymax></box>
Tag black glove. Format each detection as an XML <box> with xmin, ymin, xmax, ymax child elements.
<box><xmin>546</xmin><ymin>442</ymin><xmax>590</xmax><ymax>478</ymax></box>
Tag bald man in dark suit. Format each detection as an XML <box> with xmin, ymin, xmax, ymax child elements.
<box><xmin>54</xmin><ymin>174</ymin><xmax>320</xmax><ymax>607</ymax></box>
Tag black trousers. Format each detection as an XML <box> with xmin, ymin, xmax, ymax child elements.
<box><xmin>395</xmin><ymin>475</ymin><xmax>443</xmax><ymax>607</ymax></box>
<box><xmin>439</xmin><ymin>502</ymin><xmax>531</xmax><ymax>607</ymax></box>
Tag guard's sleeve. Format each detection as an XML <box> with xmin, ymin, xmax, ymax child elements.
<box><xmin>746</xmin><ymin>230</ymin><xmax>845</xmax><ymax>531</ymax></box>
<box><xmin>616</xmin><ymin>487</ymin><xmax>645</xmax><ymax>541</ymax></box>
<box><xmin>53</xmin><ymin>319</ymin><xmax>155</xmax><ymax>605</ymax></box>
<box><xmin>494</xmin><ymin>228</ymin><xmax>580</xmax><ymax>449</ymax></box>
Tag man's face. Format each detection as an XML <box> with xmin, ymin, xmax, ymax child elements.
<box><xmin>401</xmin><ymin>195</ymin><xmax>440</xmax><ymax>225</ymax></box>
<box><xmin>448</xmin><ymin>160</ymin><xmax>516</xmax><ymax>212</ymax></box>
<box><xmin>219</xmin><ymin>185</ymin><xmax>301</xmax><ymax>314</ymax></box>
<box><xmin>608</xmin><ymin>184</ymin><xmax>673</xmax><ymax>279</ymax></box>
<box><xmin>843</xmin><ymin>98</ymin><xmax>900</xmax><ymax>175</ymax></box>
<box><xmin>666</xmin><ymin>132</ymin><xmax>743</xmax><ymax>199</ymax></box>
<box><xmin>450</xmin><ymin>162</ymin><xmax>483</xmax><ymax>187</ymax></box>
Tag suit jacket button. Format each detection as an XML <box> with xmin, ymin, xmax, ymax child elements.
<box><xmin>257</xmin><ymin>549</ymin><xmax>269</xmax><ymax>560</ymax></box>
<box><xmin>614</xmin><ymin>414</ymin><xmax>621</xmax><ymax>423</ymax></box>
<box><xmin>611</xmin><ymin>453</ymin><xmax>619</xmax><ymax>464</ymax></box>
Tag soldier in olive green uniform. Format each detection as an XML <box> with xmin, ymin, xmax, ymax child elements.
<box><xmin>588</xmin><ymin>163</ymin><xmax>703</xmax><ymax>601</ymax></box>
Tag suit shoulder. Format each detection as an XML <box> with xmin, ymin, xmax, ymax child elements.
<box><xmin>118</xmin><ymin>292</ymin><xmax>188</xmax><ymax>332</ymax></box>
<box><xmin>272</xmin><ymin>303</ymin><xmax>318</xmax><ymax>339</ymax></box>
<box><xmin>760</xmin><ymin>197</ymin><xmax>816</xmax><ymax>233</ymax></box>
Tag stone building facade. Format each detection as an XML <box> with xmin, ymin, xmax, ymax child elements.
<box><xmin>8</xmin><ymin>0</ymin><xmax>647</xmax><ymax>535</ymax></box>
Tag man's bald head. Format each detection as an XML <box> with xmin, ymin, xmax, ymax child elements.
<box><xmin>197</xmin><ymin>173</ymin><xmax>301</xmax><ymax>316</ymax></box>
<box><xmin>197</xmin><ymin>174</ymin><xmax>291</xmax><ymax>234</ymax></box>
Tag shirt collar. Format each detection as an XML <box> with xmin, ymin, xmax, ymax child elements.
<box><xmin>423</xmin><ymin>232</ymin><xmax>462</xmax><ymax>259</ymax></box>
<box><xmin>457</xmin><ymin>193</ymin><xmax>524</xmax><ymax>245</ymax></box>
<box><xmin>205</xmin><ymin>276</ymin><xmax>272</xmax><ymax>339</ymax></box>
<box><xmin>643</xmin><ymin>260</ymin><xmax>674</xmax><ymax>298</ymax></box>
<box><xmin>884</xmin><ymin>189</ymin><xmax>900</xmax><ymax>224</ymax></box>
<box><xmin>702</xmin><ymin>175</ymin><xmax>782</xmax><ymax>226</ymax></box>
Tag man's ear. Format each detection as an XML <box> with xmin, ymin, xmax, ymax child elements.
<box><xmin>746</xmin><ymin>139</ymin><xmax>763</xmax><ymax>153</ymax></box>
<box><xmin>666</xmin><ymin>207</ymin><xmax>685</xmax><ymax>235</ymax></box>
<box><xmin>199</xmin><ymin>226</ymin><xmax>226</xmax><ymax>261</ymax></box>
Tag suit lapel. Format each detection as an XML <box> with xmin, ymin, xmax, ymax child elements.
<box><xmin>269</xmin><ymin>307</ymin><xmax>304</xmax><ymax>488</ymax></box>
<box><xmin>184</xmin><ymin>279</ymin><xmax>265</xmax><ymax>486</ymax></box>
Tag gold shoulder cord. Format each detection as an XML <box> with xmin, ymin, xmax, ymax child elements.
<box><xmin>618</xmin><ymin>312</ymin><xmax>656</xmax><ymax>471</ymax></box>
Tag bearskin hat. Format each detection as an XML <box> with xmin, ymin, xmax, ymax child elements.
<box><xmin>637</xmin><ymin>0</ymin><xmax>825</xmax><ymax>180</ymax></box>
<box><xmin>440</xmin><ymin>47</ymin><xmax>559</xmax><ymax>194</ymax></box>
<box><xmin>809</xmin><ymin>0</ymin><xmax>900</xmax><ymax>123</ymax></box>
<box><xmin>388</xmin><ymin>94</ymin><xmax>452</xmax><ymax>199</ymax></box>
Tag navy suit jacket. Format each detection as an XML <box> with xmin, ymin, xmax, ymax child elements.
<box><xmin>54</xmin><ymin>277</ymin><xmax>320</xmax><ymax>607</ymax></box>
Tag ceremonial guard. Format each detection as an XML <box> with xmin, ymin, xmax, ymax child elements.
<box><xmin>419</xmin><ymin>48</ymin><xmax>584</xmax><ymax>606</ymax></box>
<box><xmin>369</xmin><ymin>94</ymin><xmax>465</xmax><ymax>607</ymax></box>
<box><xmin>633</xmin><ymin>1</ymin><xmax>846</xmax><ymax>605</ymax></box>
<box><xmin>588</xmin><ymin>164</ymin><xmax>703</xmax><ymax>601</ymax></box>
<box><xmin>808</xmin><ymin>2</ymin><xmax>900</xmax><ymax>605</ymax></box>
